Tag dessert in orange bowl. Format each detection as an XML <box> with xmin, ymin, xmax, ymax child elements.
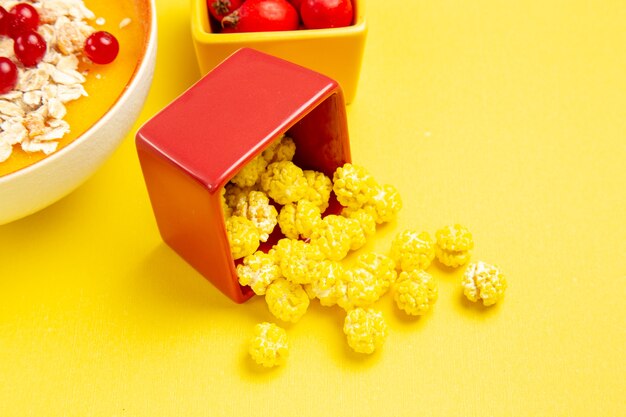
<box><xmin>0</xmin><ymin>0</ymin><xmax>156</xmax><ymax>224</ymax></box>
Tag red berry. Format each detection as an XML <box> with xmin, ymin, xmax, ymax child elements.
<box><xmin>300</xmin><ymin>0</ymin><xmax>353</xmax><ymax>29</ymax></box>
<box><xmin>208</xmin><ymin>0</ymin><xmax>243</xmax><ymax>23</ymax></box>
<box><xmin>8</xmin><ymin>3</ymin><xmax>40</xmax><ymax>39</ymax></box>
<box><xmin>84</xmin><ymin>31</ymin><xmax>119</xmax><ymax>64</ymax></box>
<box><xmin>222</xmin><ymin>0</ymin><xmax>299</xmax><ymax>33</ymax></box>
<box><xmin>14</xmin><ymin>30</ymin><xmax>47</xmax><ymax>67</ymax></box>
<box><xmin>0</xmin><ymin>57</ymin><xmax>18</xmax><ymax>94</ymax></box>
<box><xmin>0</xmin><ymin>6</ymin><xmax>11</xmax><ymax>36</ymax></box>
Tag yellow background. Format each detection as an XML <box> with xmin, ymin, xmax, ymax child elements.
<box><xmin>1</xmin><ymin>0</ymin><xmax>625</xmax><ymax>415</ymax></box>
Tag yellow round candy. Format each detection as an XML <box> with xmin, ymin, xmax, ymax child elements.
<box><xmin>249</xmin><ymin>322</ymin><xmax>289</xmax><ymax>367</ymax></box>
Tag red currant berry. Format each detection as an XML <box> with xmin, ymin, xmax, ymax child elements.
<box><xmin>14</xmin><ymin>30</ymin><xmax>47</xmax><ymax>67</ymax></box>
<box><xmin>301</xmin><ymin>0</ymin><xmax>353</xmax><ymax>29</ymax></box>
<box><xmin>0</xmin><ymin>57</ymin><xmax>18</xmax><ymax>94</ymax></box>
<box><xmin>84</xmin><ymin>31</ymin><xmax>119</xmax><ymax>65</ymax></box>
<box><xmin>0</xmin><ymin>6</ymin><xmax>11</xmax><ymax>36</ymax></box>
<box><xmin>8</xmin><ymin>3</ymin><xmax>40</xmax><ymax>39</ymax></box>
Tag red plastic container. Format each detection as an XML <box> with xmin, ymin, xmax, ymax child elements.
<box><xmin>136</xmin><ymin>48</ymin><xmax>351</xmax><ymax>303</ymax></box>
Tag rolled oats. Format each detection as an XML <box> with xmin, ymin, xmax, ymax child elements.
<box><xmin>119</xmin><ymin>18</ymin><xmax>131</xmax><ymax>29</ymax></box>
<box><xmin>57</xmin><ymin>20</ymin><xmax>85</xmax><ymax>55</ymax></box>
<box><xmin>0</xmin><ymin>0</ymin><xmax>102</xmax><ymax>163</ymax></box>
<box><xmin>23</xmin><ymin>91</ymin><xmax>43</xmax><ymax>107</ymax></box>
<box><xmin>0</xmin><ymin>100</ymin><xmax>25</xmax><ymax>118</ymax></box>
<box><xmin>24</xmin><ymin>112</ymin><xmax>47</xmax><ymax>138</ymax></box>
<box><xmin>47</xmin><ymin>97</ymin><xmax>66</xmax><ymax>119</ymax></box>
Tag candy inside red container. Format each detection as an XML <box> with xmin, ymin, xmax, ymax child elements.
<box><xmin>136</xmin><ymin>48</ymin><xmax>351</xmax><ymax>303</ymax></box>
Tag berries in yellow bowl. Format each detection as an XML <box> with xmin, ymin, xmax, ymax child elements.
<box><xmin>191</xmin><ymin>0</ymin><xmax>367</xmax><ymax>103</ymax></box>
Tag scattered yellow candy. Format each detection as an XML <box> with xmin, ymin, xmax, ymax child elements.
<box><xmin>231</xmin><ymin>154</ymin><xmax>267</xmax><ymax>188</ymax></box>
<box><xmin>335</xmin><ymin>253</ymin><xmax>396</xmax><ymax>311</ymax></box>
<box><xmin>306</xmin><ymin>260</ymin><xmax>346</xmax><ymax>307</ymax></box>
<box><xmin>332</xmin><ymin>163</ymin><xmax>377</xmax><ymax>209</ymax></box>
<box><xmin>390</xmin><ymin>230</ymin><xmax>436</xmax><ymax>272</ymax></box>
<box><xmin>462</xmin><ymin>261</ymin><xmax>507</xmax><ymax>306</ymax></box>
<box><xmin>277</xmin><ymin>204</ymin><xmax>299</xmax><ymax>240</ymax></box>
<box><xmin>303</xmin><ymin>170</ymin><xmax>333</xmax><ymax>212</ymax></box>
<box><xmin>236</xmin><ymin>250</ymin><xmax>282</xmax><ymax>296</ymax></box>
<box><xmin>343</xmin><ymin>217</ymin><xmax>367</xmax><ymax>251</ymax></box>
<box><xmin>342</xmin><ymin>207</ymin><xmax>377</xmax><ymax>237</ymax></box>
<box><xmin>220</xmin><ymin>187</ymin><xmax>232</xmax><ymax>218</ymax></box>
<box><xmin>294</xmin><ymin>200</ymin><xmax>322</xmax><ymax>239</ymax></box>
<box><xmin>336</xmin><ymin>254</ymin><xmax>396</xmax><ymax>311</ymax></box>
<box><xmin>265</xmin><ymin>278</ymin><xmax>310</xmax><ymax>323</ymax></box>
<box><xmin>260</xmin><ymin>161</ymin><xmax>308</xmax><ymax>205</ymax></box>
<box><xmin>224</xmin><ymin>136</ymin><xmax>506</xmax><ymax>365</ymax></box>
<box><xmin>279</xmin><ymin>240</ymin><xmax>325</xmax><ymax>285</ymax></box>
<box><xmin>249</xmin><ymin>322</ymin><xmax>289</xmax><ymax>367</ymax></box>
<box><xmin>309</xmin><ymin>215</ymin><xmax>353</xmax><ymax>261</ymax></box>
<box><xmin>272</xmin><ymin>237</ymin><xmax>295</xmax><ymax>261</ymax></box>
<box><xmin>363</xmin><ymin>184</ymin><xmax>403</xmax><ymax>224</ymax></box>
<box><xmin>224</xmin><ymin>183</ymin><xmax>255</xmax><ymax>214</ymax></box>
<box><xmin>435</xmin><ymin>224</ymin><xmax>474</xmax><ymax>268</ymax></box>
<box><xmin>393</xmin><ymin>270</ymin><xmax>438</xmax><ymax>316</ymax></box>
<box><xmin>278</xmin><ymin>200</ymin><xmax>322</xmax><ymax>240</ymax></box>
<box><xmin>233</xmin><ymin>190</ymin><xmax>278</xmax><ymax>242</ymax></box>
<box><xmin>225</xmin><ymin>216</ymin><xmax>260</xmax><ymax>260</ymax></box>
<box><xmin>337</xmin><ymin>268</ymin><xmax>385</xmax><ymax>310</ymax></box>
<box><xmin>262</xmin><ymin>135</ymin><xmax>296</xmax><ymax>164</ymax></box>
<box><xmin>343</xmin><ymin>307</ymin><xmax>388</xmax><ymax>354</ymax></box>
<box><xmin>357</xmin><ymin>252</ymin><xmax>397</xmax><ymax>294</ymax></box>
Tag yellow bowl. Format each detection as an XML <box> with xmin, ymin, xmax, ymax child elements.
<box><xmin>191</xmin><ymin>0</ymin><xmax>367</xmax><ymax>104</ymax></box>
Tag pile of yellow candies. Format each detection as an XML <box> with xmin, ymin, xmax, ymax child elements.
<box><xmin>222</xmin><ymin>135</ymin><xmax>506</xmax><ymax>368</ymax></box>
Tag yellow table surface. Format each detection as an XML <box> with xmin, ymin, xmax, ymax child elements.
<box><xmin>1</xmin><ymin>1</ymin><xmax>625</xmax><ymax>415</ymax></box>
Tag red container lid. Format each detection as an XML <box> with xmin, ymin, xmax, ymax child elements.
<box><xmin>137</xmin><ymin>48</ymin><xmax>340</xmax><ymax>193</ymax></box>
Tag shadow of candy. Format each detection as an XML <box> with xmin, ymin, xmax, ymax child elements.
<box><xmin>455</xmin><ymin>288</ymin><xmax>503</xmax><ymax>319</ymax></box>
<box><xmin>390</xmin><ymin>301</ymin><xmax>433</xmax><ymax>329</ymax></box>
<box><xmin>238</xmin><ymin>342</ymin><xmax>288</xmax><ymax>381</ymax></box>
<box><xmin>433</xmin><ymin>260</ymin><xmax>463</xmax><ymax>277</ymax></box>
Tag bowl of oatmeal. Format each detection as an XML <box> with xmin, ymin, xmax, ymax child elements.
<box><xmin>0</xmin><ymin>0</ymin><xmax>156</xmax><ymax>224</ymax></box>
